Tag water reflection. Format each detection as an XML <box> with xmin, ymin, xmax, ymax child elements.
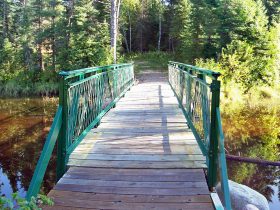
<box><xmin>228</xmin><ymin>162</ymin><xmax>280</xmax><ymax>208</ymax></box>
<box><xmin>0</xmin><ymin>98</ymin><xmax>57</xmax><ymax>199</ymax></box>
<box><xmin>222</xmin><ymin>104</ymin><xmax>280</xmax><ymax>209</ymax></box>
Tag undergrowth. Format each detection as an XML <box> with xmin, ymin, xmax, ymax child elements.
<box><xmin>0</xmin><ymin>193</ymin><xmax>54</xmax><ymax>210</ymax></box>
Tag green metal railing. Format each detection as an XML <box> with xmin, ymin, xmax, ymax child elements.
<box><xmin>168</xmin><ymin>61</ymin><xmax>231</xmax><ymax>210</ymax></box>
<box><xmin>26</xmin><ymin>63</ymin><xmax>135</xmax><ymax>200</ymax></box>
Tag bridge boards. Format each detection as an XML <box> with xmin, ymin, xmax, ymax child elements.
<box><xmin>46</xmin><ymin>71</ymin><xmax>213</xmax><ymax>209</ymax></box>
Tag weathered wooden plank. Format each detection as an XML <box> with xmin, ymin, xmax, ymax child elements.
<box><xmin>81</xmin><ymin>135</ymin><xmax>197</xmax><ymax>144</ymax></box>
<box><xmin>48</xmin><ymin>198</ymin><xmax>214</xmax><ymax>210</ymax></box>
<box><xmin>73</xmin><ymin>143</ymin><xmax>202</xmax><ymax>152</ymax></box>
<box><xmin>91</xmin><ymin>128</ymin><xmax>189</xmax><ymax>134</ymax></box>
<box><xmin>44</xmin><ymin>206</ymin><xmax>93</xmax><ymax>210</ymax></box>
<box><xmin>54</xmin><ymin>184</ymin><xmax>209</xmax><ymax>196</ymax></box>
<box><xmin>105</xmin><ymin>111</ymin><xmax>183</xmax><ymax>116</ymax></box>
<box><xmin>67</xmin><ymin>159</ymin><xmax>206</xmax><ymax>168</ymax></box>
<box><xmin>74</xmin><ymin>144</ymin><xmax>198</xmax><ymax>152</ymax></box>
<box><xmin>124</xmin><ymin>92</ymin><xmax>175</xmax><ymax>96</ymax></box>
<box><xmin>50</xmin><ymin>199</ymin><xmax>214</xmax><ymax>210</ymax></box>
<box><xmin>113</xmin><ymin>104</ymin><xmax>180</xmax><ymax>108</ymax></box>
<box><xmin>77</xmin><ymin>141</ymin><xmax>197</xmax><ymax>148</ymax></box>
<box><xmin>67</xmin><ymin>167</ymin><xmax>204</xmax><ymax>176</ymax></box>
<box><xmin>77</xmin><ymin>141</ymin><xmax>199</xmax><ymax>148</ymax></box>
<box><xmin>72</xmin><ymin>148</ymin><xmax>204</xmax><ymax>156</ymax></box>
<box><xmin>63</xmin><ymin>173</ymin><xmax>205</xmax><ymax>182</ymax></box>
<box><xmin>82</xmin><ymin>132</ymin><xmax>195</xmax><ymax>141</ymax></box>
<box><xmin>48</xmin><ymin>190</ymin><xmax>212</xmax><ymax>203</ymax></box>
<box><xmin>101</xmin><ymin>116</ymin><xmax>187</xmax><ymax>123</ymax></box>
<box><xmin>95</xmin><ymin>124</ymin><xmax>188</xmax><ymax>129</ymax></box>
<box><xmin>116</xmin><ymin>99</ymin><xmax>179</xmax><ymax>104</ymax></box>
<box><xmin>58</xmin><ymin>178</ymin><xmax>208</xmax><ymax>189</ymax></box>
<box><xmin>69</xmin><ymin>154</ymin><xmax>205</xmax><ymax>161</ymax></box>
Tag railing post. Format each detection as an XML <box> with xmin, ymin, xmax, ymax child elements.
<box><xmin>208</xmin><ymin>78</ymin><xmax>221</xmax><ymax>189</ymax></box>
<box><xmin>56</xmin><ymin>75</ymin><xmax>68</xmax><ymax>180</ymax></box>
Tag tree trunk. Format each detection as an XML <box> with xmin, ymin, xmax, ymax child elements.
<box><xmin>66</xmin><ymin>1</ymin><xmax>74</xmax><ymax>48</ymax></box>
<box><xmin>51</xmin><ymin>1</ymin><xmax>56</xmax><ymax>71</ymax></box>
<box><xmin>110</xmin><ymin>0</ymin><xmax>121</xmax><ymax>63</ymax></box>
<box><xmin>38</xmin><ymin>0</ymin><xmax>44</xmax><ymax>71</ymax></box>
<box><xmin>168</xmin><ymin>35</ymin><xmax>171</xmax><ymax>52</ymax></box>
<box><xmin>122</xmin><ymin>27</ymin><xmax>129</xmax><ymax>53</ymax></box>
<box><xmin>3</xmin><ymin>0</ymin><xmax>8</xmax><ymax>40</ymax></box>
<box><xmin>158</xmin><ymin>14</ymin><xmax>162</xmax><ymax>51</ymax></box>
<box><xmin>140</xmin><ymin>0</ymin><xmax>144</xmax><ymax>52</ymax></box>
<box><xmin>128</xmin><ymin>11</ymin><xmax>132</xmax><ymax>52</ymax></box>
<box><xmin>63</xmin><ymin>0</ymin><xmax>74</xmax><ymax>69</ymax></box>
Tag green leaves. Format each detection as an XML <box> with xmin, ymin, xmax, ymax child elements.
<box><xmin>0</xmin><ymin>196</ymin><xmax>14</xmax><ymax>210</ymax></box>
<box><xmin>0</xmin><ymin>193</ymin><xmax>53</xmax><ymax>210</ymax></box>
<box><xmin>37</xmin><ymin>194</ymin><xmax>54</xmax><ymax>207</ymax></box>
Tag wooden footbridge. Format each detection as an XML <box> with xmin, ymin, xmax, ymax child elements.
<box><xmin>26</xmin><ymin>62</ymin><xmax>232</xmax><ymax>209</ymax></box>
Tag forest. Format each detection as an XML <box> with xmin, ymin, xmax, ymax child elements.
<box><xmin>0</xmin><ymin>0</ymin><xmax>280</xmax><ymax>208</ymax></box>
<box><xmin>0</xmin><ymin>0</ymin><xmax>279</xmax><ymax>97</ymax></box>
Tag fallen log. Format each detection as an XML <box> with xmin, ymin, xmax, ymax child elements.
<box><xmin>226</xmin><ymin>154</ymin><xmax>280</xmax><ymax>167</ymax></box>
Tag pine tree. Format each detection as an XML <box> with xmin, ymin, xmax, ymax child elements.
<box><xmin>168</xmin><ymin>0</ymin><xmax>192</xmax><ymax>54</ymax></box>
<box><xmin>262</xmin><ymin>0</ymin><xmax>280</xmax><ymax>25</ymax></box>
<box><xmin>217</xmin><ymin>0</ymin><xmax>275</xmax><ymax>90</ymax></box>
<box><xmin>69</xmin><ymin>0</ymin><xmax>112</xmax><ymax>68</ymax></box>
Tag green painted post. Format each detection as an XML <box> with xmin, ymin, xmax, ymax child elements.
<box><xmin>56</xmin><ymin>76</ymin><xmax>68</xmax><ymax>181</ymax></box>
<box><xmin>208</xmin><ymin>78</ymin><xmax>221</xmax><ymax>189</ymax></box>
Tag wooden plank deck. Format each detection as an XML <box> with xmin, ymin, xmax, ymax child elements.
<box><xmin>46</xmin><ymin>71</ymin><xmax>214</xmax><ymax>210</ymax></box>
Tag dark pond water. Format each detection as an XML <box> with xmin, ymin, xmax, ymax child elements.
<box><xmin>0</xmin><ymin>98</ymin><xmax>58</xmax><ymax>199</ymax></box>
<box><xmin>0</xmin><ymin>98</ymin><xmax>279</xmax><ymax>209</ymax></box>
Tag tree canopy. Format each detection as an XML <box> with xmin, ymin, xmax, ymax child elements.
<box><xmin>0</xmin><ymin>0</ymin><xmax>279</xmax><ymax>95</ymax></box>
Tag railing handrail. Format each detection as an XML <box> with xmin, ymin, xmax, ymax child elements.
<box><xmin>26</xmin><ymin>106</ymin><xmax>63</xmax><ymax>200</ymax></box>
<box><xmin>59</xmin><ymin>63</ymin><xmax>134</xmax><ymax>79</ymax></box>
<box><xmin>26</xmin><ymin>63</ymin><xmax>135</xmax><ymax>201</ymax></box>
<box><xmin>169</xmin><ymin>61</ymin><xmax>221</xmax><ymax>79</ymax></box>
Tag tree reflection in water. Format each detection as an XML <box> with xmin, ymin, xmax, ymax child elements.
<box><xmin>0</xmin><ymin>98</ymin><xmax>57</xmax><ymax>198</ymax></box>
<box><xmin>222</xmin><ymin>104</ymin><xmax>280</xmax><ymax>209</ymax></box>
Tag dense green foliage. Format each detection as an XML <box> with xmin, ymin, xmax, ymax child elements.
<box><xmin>0</xmin><ymin>0</ymin><xmax>112</xmax><ymax>96</ymax></box>
<box><xmin>0</xmin><ymin>0</ymin><xmax>279</xmax><ymax>96</ymax></box>
<box><xmin>120</xmin><ymin>0</ymin><xmax>280</xmax><ymax>93</ymax></box>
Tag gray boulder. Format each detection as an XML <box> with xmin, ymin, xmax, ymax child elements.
<box><xmin>216</xmin><ymin>180</ymin><xmax>269</xmax><ymax>210</ymax></box>
<box><xmin>243</xmin><ymin>204</ymin><xmax>260</xmax><ymax>210</ymax></box>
